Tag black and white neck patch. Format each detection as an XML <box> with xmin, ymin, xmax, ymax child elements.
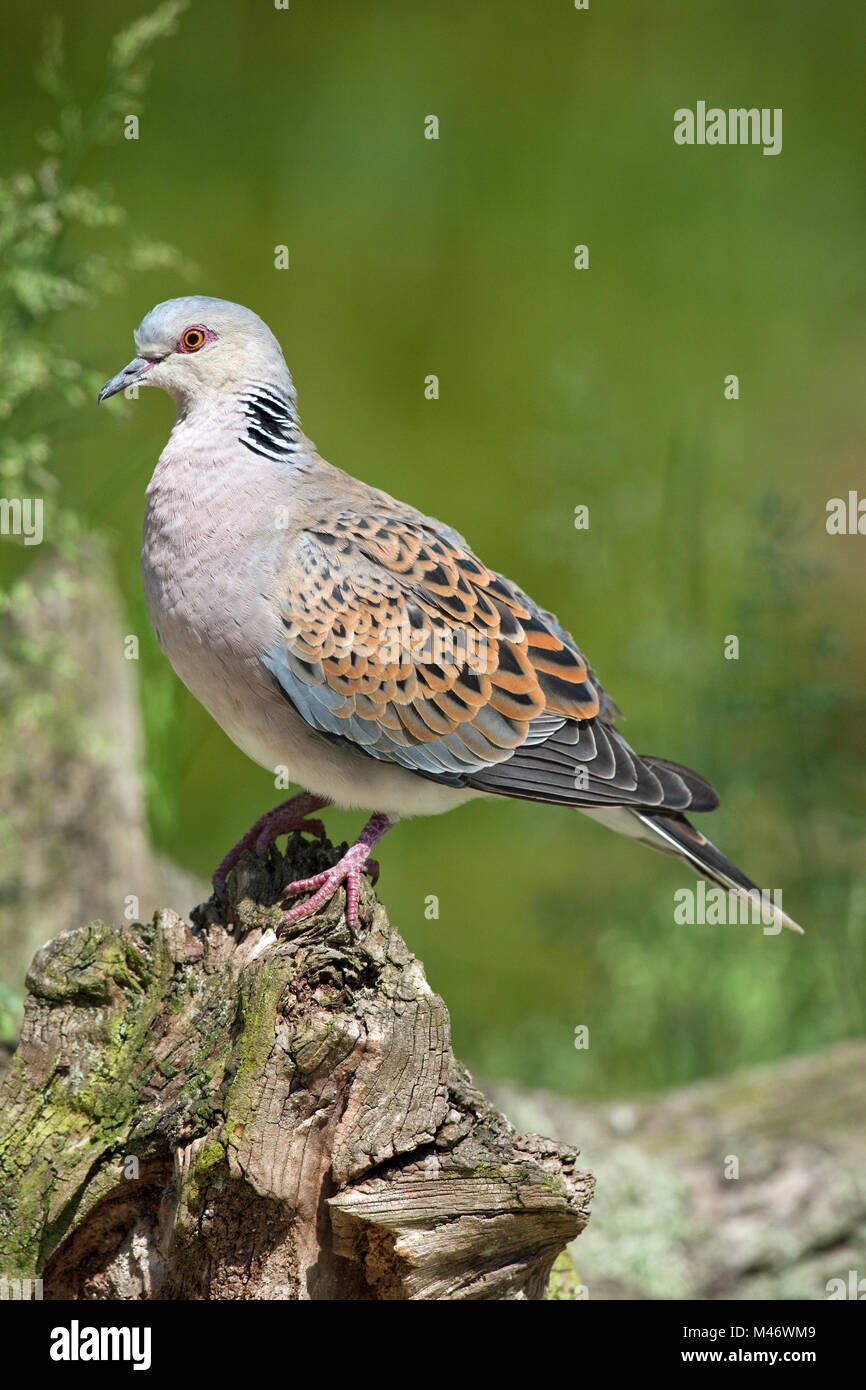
<box><xmin>238</xmin><ymin>387</ymin><xmax>301</xmax><ymax>462</ymax></box>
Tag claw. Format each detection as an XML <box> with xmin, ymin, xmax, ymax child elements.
<box><xmin>254</xmin><ymin>817</ymin><xmax>326</xmax><ymax>855</ymax></box>
<box><xmin>279</xmin><ymin>813</ymin><xmax>394</xmax><ymax>930</ymax></box>
<box><xmin>281</xmin><ymin>842</ymin><xmax>372</xmax><ymax>930</ymax></box>
<box><xmin>213</xmin><ymin>792</ymin><xmax>330</xmax><ymax>888</ymax></box>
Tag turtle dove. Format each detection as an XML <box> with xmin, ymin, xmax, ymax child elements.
<box><xmin>98</xmin><ymin>297</ymin><xmax>803</xmax><ymax>934</ymax></box>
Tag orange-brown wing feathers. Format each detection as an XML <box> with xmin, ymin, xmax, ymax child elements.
<box><xmin>274</xmin><ymin>511</ymin><xmax>599</xmax><ymax>754</ymax></box>
<box><xmin>265</xmin><ymin>504</ymin><xmax>711</xmax><ymax>810</ymax></box>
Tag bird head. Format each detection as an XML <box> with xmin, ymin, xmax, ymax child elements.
<box><xmin>98</xmin><ymin>296</ymin><xmax>295</xmax><ymax>410</ymax></box>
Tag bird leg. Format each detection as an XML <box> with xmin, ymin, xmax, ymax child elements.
<box><xmin>281</xmin><ymin>812</ymin><xmax>395</xmax><ymax>930</ymax></box>
<box><xmin>213</xmin><ymin>791</ymin><xmax>331</xmax><ymax>888</ymax></box>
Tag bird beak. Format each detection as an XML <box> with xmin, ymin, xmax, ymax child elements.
<box><xmin>97</xmin><ymin>356</ymin><xmax>157</xmax><ymax>403</ymax></box>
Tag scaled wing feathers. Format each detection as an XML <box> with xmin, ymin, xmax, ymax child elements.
<box><xmin>264</xmin><ymin>504</ymin><xmax>716</xmax><ymax>813</ymax></box>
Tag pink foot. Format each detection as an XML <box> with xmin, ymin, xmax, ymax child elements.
<box><xmin>281</xmin><ymin>813</ymin><xmax>394</xmax><ymax>930</ymax></box>
<box><xmin>213</xmin><ymin>792</ymin><xmax>330</xmax><ymax>889</ymax></box>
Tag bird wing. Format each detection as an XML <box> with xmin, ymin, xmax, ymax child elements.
<box><xmin>263</xmin><ymin>503</ymin><xmax>716</xmax><ymax>813</ymax></box>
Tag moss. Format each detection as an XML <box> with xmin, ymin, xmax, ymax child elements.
<box><xmin>180</xmin><ymin>1134</ymin><xmax>230</xmax><ymax>1211</ymax></box>
<box><xmin>222</xmin><ymin>957</ymin><xmax>288</xmax><ymax>1148</ymax></box>
<box><xmin>0</xmin><ymin>918</ymin><xmax>185</xmax><ymax>1271</ymax></box>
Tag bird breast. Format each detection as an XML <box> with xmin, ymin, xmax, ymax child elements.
<box><xmin>140</xmin><ymin>427</ymin><xmax>290</xmax><ymax>729</ymax></box>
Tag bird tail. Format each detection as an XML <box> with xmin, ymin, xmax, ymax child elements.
<box><xmin>632</xmin><ymin>809</ymin><xmax>804</xmax><ymax>934</ymax></box>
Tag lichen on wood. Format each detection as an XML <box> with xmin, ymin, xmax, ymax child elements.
<box><xmin>0</xmin><ymin>834</ymin><xmax>592</xmax><ymax>1299</ymax></box>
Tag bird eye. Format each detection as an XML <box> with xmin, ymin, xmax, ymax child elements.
<box><xmin>180</xmin><ymin>326</ymin><xmax>207</xmax><ymax>351</ymax></box>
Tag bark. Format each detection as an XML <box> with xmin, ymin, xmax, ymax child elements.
<box><xmin>0</xmin><ymin>835</ymin><xmax>591</xmax><ymax>1300</ymax></box>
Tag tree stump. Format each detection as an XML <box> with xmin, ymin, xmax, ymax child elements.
<box><xmin>0</xmin><ymin>835</ymin><xmax>592</xmax><ymax>1300</ymax></box>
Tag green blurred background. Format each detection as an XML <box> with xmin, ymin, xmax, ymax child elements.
<box><xmin>2</xmin><ymin>0</ymin><xmax>864</xmax><ymax>1097</ymax></box>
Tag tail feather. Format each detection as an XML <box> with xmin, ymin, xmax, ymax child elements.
<box><xmin>635</xmin><ymin>810</ymin><xmax>804</xmax><ymax>934</ymax></box>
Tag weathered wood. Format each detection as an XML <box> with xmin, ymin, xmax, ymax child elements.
<box><xmin>0</xmin><ymin>835</ymin><xmax>591</xmax><ymax>1300</ymax></box>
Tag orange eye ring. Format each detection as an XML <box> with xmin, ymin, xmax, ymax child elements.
<box><xmin>181</xmin><ymin>326</ymin><xmax>206</xmax><ymax>351</ymax></box>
